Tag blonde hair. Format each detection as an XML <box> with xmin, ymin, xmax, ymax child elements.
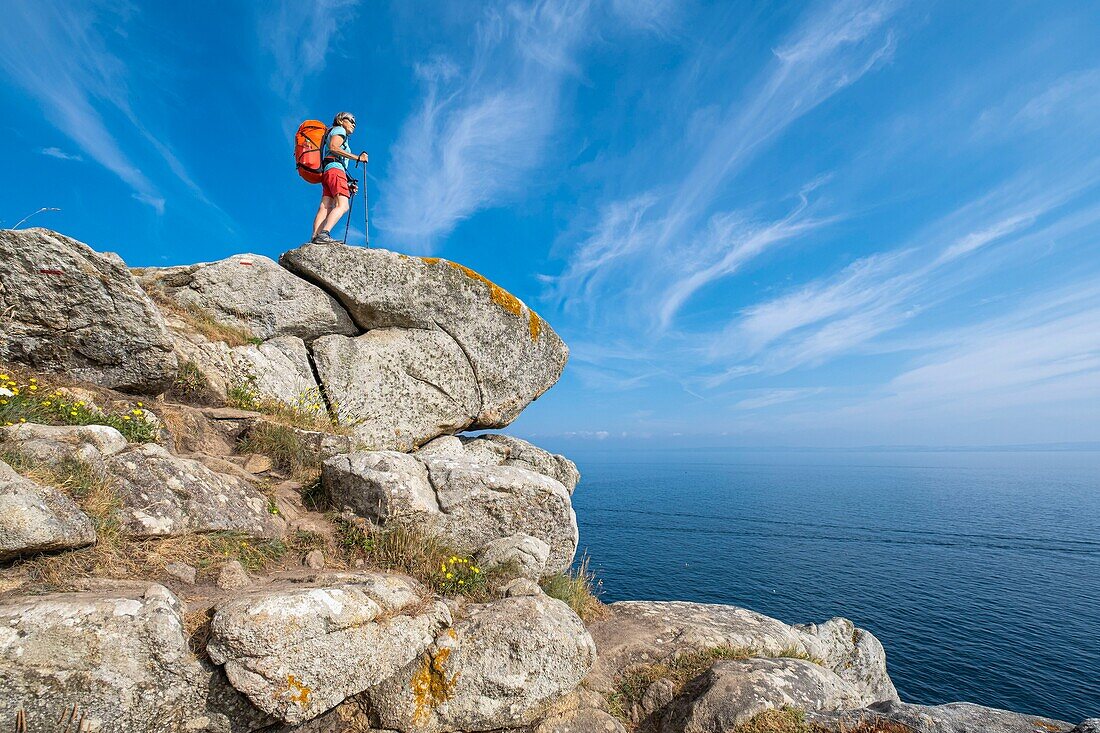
<box><xmin>333</xmin><ymin>112</ymin><xmax>355</xmax><ymax>127</ymax></box>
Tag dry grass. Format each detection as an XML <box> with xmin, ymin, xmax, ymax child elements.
<box><xmin>238</xmin><ymin>421</ymin><xmax>322</xmax><ymax>481</ymax></box>
<box><xmin>540</xmin><ymin>554</ymin><xmax>606</xmax><ymax>621</ymax></box>
<box><xmin>332</xmin><ymin>515</ymin><xmax>507</xmax><ymax>601</ymax></box>
<box><xmin>142</xmin><ymin>285</ymin><xmax>257</xmax><ymax>347</ymax></box>
<box><xmin>167</xmin><ymin>360</ymin><xmax>212</xmax><ymax>402</ymax></box>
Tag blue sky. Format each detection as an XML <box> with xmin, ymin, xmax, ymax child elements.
<box><xmin>2</xmin><ymin>0</ymin><xmax>1099</xmax><ymax>448</ymax></box>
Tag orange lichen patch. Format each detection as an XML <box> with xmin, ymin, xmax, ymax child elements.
<box><xmin>1032</xmin><ymin>722</ymin><xmax>1064</xmax><ymax>733</ymax></box>
<box><xmin>528</xmin><ymin>310</ymin><xmax>542</xmax><ymax>342</ymax></box>
<box><xmin>410</xmin><ymin>646</ymin><xmax>459</xmax><ymax>725</ymax></box>
<box><xmin>419</xmin><ymin>257</ymin><xmax>541</xmax><ymax>339</ymax></box>
<box><xmin>283</xmin><ymin>673</ymin><xmax>312</xmax><ymax>708</ymax></box>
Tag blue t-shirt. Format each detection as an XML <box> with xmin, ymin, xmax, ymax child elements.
<box><xmin>322</xmin><ymin>125</ymin><xmax>352</xmax><ymax>172</ymax></box>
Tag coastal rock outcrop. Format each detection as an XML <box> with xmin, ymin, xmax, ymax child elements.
<box><xmin>660</xmin><ymin>657</ymin><xmax>865</xmax><ymax>732</ymax></box>
<box><xmin>794</xmin><ymin>616</ymin><xmax>899</xmax><ymax>704</ymax></box>
<box><xmin>0</xmin><ymin>459</ymin><xmax>96</xmax><ymax>560</ymax></box>
<box><xmin>366</xmin><ymin>594</ymin><xmax>596</xmax><ymax>732</ymax></box>
<box><xmin>587</xmin><ymin>600</ymin><xmax>897</xmax><ymax>729</ymax></box>
<box><xmin>0</xmin><ymin>228</ymin><xmax>177</xmax><ymax>393</ymax></box>
<box><xmin>134</xmin><ymin>253</ymin><xmax>357</xmax><ymax>342</ymax></box>
<box><xmin>281</xmin><ymin>243</ymin><xmax>568</xmax><ymax>430</ymax></box>
<box><xmin>0</xmin><ymin>582</ymin><xmax>267</xmax><ymax>733</ymax></box>
<box><xmin>207</xmin><ymin>573</ymin><xmax>451</xmax><ymax>724</ymax></box>
<box><xmin>323</xmin><ymin>438</ymin><xmax>578</xmax><ymax>574</ymax></box>
<box><xmin>808</xmin><ymin>700</ymin><xmax>1074</xmax><ymax>732</ymax></box>
<box><xmin>169</xmin><ymin>320</ymin><xmax>322</xmax><ymax>406</ymax></box>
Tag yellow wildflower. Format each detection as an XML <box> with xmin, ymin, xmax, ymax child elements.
<box><xmin>446</xmin><ymin>573</ymin><xmax>453</xmax><ymax>579</ymax></box>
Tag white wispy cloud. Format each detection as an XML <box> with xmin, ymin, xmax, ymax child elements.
<box><xmin>260</xmin><ymin>0</ymin><xmax>358</xmax><ymax>110</ymax></box>
<box><xmin>549</xmin><ymin>0</ymin><xmax>902</xmax><ymax>331</ymax></box>
<box><xmin>826</xmin><ymin>280</ymin><xmax>1100</xmax><ymax>437</ymax></box>
<box><xmin>709</xmin><ymin>185</ymin><xmax>1085</xmax><ymax>374</ymax></box>
<box><xmin>735</xmin><ymin>388</ymin><xmax>823</xmax><ymax>410</ymax></box>
<box><xmin>0</xmin><ymin>2</ymin><xmax>163</xmax><ymax>210</ymax></box>
<box><xmin>41</xmin><ymin>147</ymin><xmax>83</xmax><ymax>162</ymax></box>
<box><xmin>0</xmin><ymin>0</ymin><xmax>217</xmax><ymax>215</ymax></box>
<box><xmin>378</xmin><ymin>0</ymin><xmax>594</xmax><ymax>250</ymax></box>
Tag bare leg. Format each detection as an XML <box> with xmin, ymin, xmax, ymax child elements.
<box><xmin>313</xmin><ymin>197</ymin><xmax>335</xmax><ymax>238</ymax></box>
<box><xmin>320</xmin><ymin>195</ymin><xmax>350</xmax><ymax>234</ymax></box>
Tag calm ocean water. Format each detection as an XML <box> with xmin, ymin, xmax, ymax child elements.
<box><xmin>567</xmin><ymin>448</ymin><xmax>1100</xmax><ymax>723</ymax></box>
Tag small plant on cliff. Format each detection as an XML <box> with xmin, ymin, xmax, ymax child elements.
<box><xmin>0</xmin><ymin>371</ymin><xmax>156</xmax><ymax>443</ymax></box>
<box><xmin>331</xmin><ymin>516</ymin><xmax>500</xmax><ymax>601</ymax></box>
<box><xmin>540</xmin><ymin>554</ymin><xmax>605</xmax><ymax>621</ymax></box>
<box><xmin>227</xmin><ymin>372</ymin><xmax>345</xmax><ymax>434</ymax></box>
<box><xmin>238</xmin><ymin>421</ymin><xmax>320</xmax><ymax>480</ymax></box>
<box><xmin>436</xmin><ymin>555</ymin><xmax>485</xmax><ymax>596</ymax></box>
<box><xmin>170</xmin><ymin>360</ymin><xmax>211</xmax><ymax>399</ymax></box>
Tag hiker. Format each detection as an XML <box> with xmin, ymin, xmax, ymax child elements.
<box><xmin>311</xmin><ymin>112</ymin><xmax>368</xmax><ymax>243</ymax></box>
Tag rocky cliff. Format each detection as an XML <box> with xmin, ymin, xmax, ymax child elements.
<box><xmin>0</xmin><ymin>228</ymin><xmax>1095</xmax><ymax>733</ymax></box>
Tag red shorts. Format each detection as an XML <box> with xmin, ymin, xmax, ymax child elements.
<box><xmin>321</xmin><ymin>167</ymin><xmax>350</xmax><ymax>199</ymax></box>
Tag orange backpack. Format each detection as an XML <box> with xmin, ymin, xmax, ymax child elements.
<box><xmin>294</xmin><ymin>120</ymin><xmax>328</xmax><ymax>184</ymax></box>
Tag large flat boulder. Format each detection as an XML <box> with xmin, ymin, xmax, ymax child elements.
<box><xmin>808</xmin><ymin>700</ymin><xmax>1075</xmax><ymax>733</ymax></box>
<box><xmin>135</xmin><ymin>253</ymin><xmax>357</xmax><ymax>341</ymax></box>
<box><xmin>0</xmin><ymin>582</ymin><xmax>267</xmax><ymax>733</ymax></box>
<box><xmin>0</xmin><ymin>459</ymin><xmax>95</xmax><ymax>560</ymax></box>
<box><xmin>0</xmin><ymin>422</ymin><xmax>128</xmax><ymax>466</ymax></box>
<box><xmin>281</xmin><ymin>243</ymin><xmax>568</xmax><ymax>428</ymax></box>
<box><xmin>659</xmin><ymin>657</ymin><xmax>864</xmax><ymax>732</ymax></box>
<box><xmin>207</xmin><ymin>573</ymin><xmax>451</xmax><ymax>724</ymax></box>
<box><xmin>367</xmin><ymin>594</ymin><xmax>596</xmax><ymax>733</ymax></box>
<box><xmin>106</xmin><ymin>443</ymin><xmax>285</xmax><ymax>538</ymax></box>
<box><xmin>323</xmin><ymin>441</ymin><xmax>578</xmax><ymax>573</ymax></box>
<box><xmin>312</xmin><ymin>329</ymin><xmax>479</xmax><ymax>451</ymax></box>
<box><xmin>0</xmin><ymin>228</ymin><xmax>177</xmax><ymax>393</ymax></box>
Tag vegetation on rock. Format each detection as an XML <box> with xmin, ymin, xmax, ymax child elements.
<box><xmin>0</xmin><ymin>368</ymin><xmax>157</xmax><ymax>442</ymax></box>
<box><xmin>607</xmin><ymin>645</ymin><xmax>824</xmax><ymax>724</ymax></box>
<box><xmin>142</xmin><ymin>283</ymin><xmax>258</xmax><ymax>347</ymax></box>
<box><xmin>540</xmin><ymin>554</ymin><xmax>605</xmax><ymax>621</ymax></box>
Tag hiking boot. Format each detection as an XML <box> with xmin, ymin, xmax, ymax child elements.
<box><xmin>311</xmin><ymin>231</ymin><xmax>336</xmax><ymax>244</ymax></box>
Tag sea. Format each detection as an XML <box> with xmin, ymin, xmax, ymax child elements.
<box><xmin>566</xmin><ymin>448</ymin><xmax>1100</xmax><ymax>723</ymax></box>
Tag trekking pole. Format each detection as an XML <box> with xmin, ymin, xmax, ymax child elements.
<box><xmin>363</xmin><ymin>160</ymin><xmax>370</xmax><ymax>247</ymax></box>
<box><xmin>343</xmin><ymin>175</ymin><xmax>355</xmax><ymax>245</ymax></box>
